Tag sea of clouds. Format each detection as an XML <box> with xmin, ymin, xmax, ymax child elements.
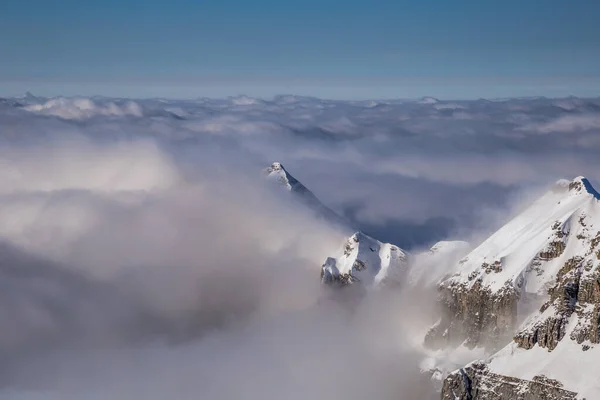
<box><xmin>1</xmin><ymin>93</ymin><xmax>600</xmax><ymax>399</ymax></box>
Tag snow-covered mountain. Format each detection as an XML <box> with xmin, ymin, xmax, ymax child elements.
<box><xmin>263</xmin><ymin>162</ymin><xmax>411</xmax><ymax>287</ymax></box>
<box><xmin>321</xmin><ymin>231</ymin><xmax>408</xmax><ymax>287</ymax></box>
<box><xmin>263</xmin><ymin>162</ymin><xmax>350</xmax><ymax>228</ymax></box>
<box><xmin>262</xmin><ymin>162</ymin><xmax>600</xmax><ymax>397</ymax></box>
<box><xmin>429</xmin><ymin>176</ymin><xmax>600</xmax><ymax>399</ymax></box>
<box><xmin>264</xmin><ymin>162</ymin><xmax>321</xmax><ymax>200</ymax></box>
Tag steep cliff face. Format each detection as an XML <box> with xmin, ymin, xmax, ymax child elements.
<box><xmin>425</xmin><ymin>280</ymin><xmax>518</xmax><ymax>350</ymax></box>
<box><xmin>262</xmin><ymin>162</ymin><xmax>410</xmax><ymax>289</ymax></box>
<box><xmin>427</xmin><ymin>177</ymin><xmax>600</xmax><ymax>351</ymax></box>
<box><xmin>429</xmin><ymin>177</ymin><xmax>600</xmax><ymax>398</ymax></box>
<box><xmin>441</xmin><ymin>363</ymin><xmax>579</xmax><ymax>400</ymax></box>
<box><xmin>514</xmin><ymin>230</ymin><xmax>600</xmax><ymax>351</ymax></box>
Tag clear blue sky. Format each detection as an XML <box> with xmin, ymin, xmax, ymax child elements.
<box><xmin>1</xmin><ymin>0</ymin><xmax>599</xmax><ymax>99</ymax></box>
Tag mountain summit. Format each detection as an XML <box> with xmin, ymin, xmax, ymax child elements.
<box><xmin>321</xmin><ymin>231</ymin><xmax>408</xmax><ymax>287</ymax></box>
<box><xmin>428</xmin><ymin>176</ymin><xmax>600</xmax><ymax>398</ymax></box>
<box><xmin>263</xmin><ymin>161</ymin><xmax>410</xmax><ymax>287</ymax></box>
<box><xmin>263</xmin><ymin>161</ymin><xmax>350</xmax><ymax>228</ymax></box>
<box><xmin>264</xmin><ymin>162</ymin><xmax>303</xmax><ymax>192</ymax></box>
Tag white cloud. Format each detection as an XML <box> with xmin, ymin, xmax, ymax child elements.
<box><xmin>24</xmin><ymin>97</ymin><xmax>144</xmax><ymax>120</ymax></box>
<box><xmin>0</xmin><ymin>138</ymin><xmax>177</xmax><ymax>194</ymax></box>
<box><xmin>521</xmin><ymin>114</ymin><xmax>600</xmax><ymax>134</ymax></box>
<box><xmin>1</xmin><ymin>94</ymin><xmax>600</xmax><ymax>398</ymax></box>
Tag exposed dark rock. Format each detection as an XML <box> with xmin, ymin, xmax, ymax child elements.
<box><xmin>320</xmin><ymin>259</ymin><xmax>357</xmax><ymax>285</ymax></box>
<box><xmin>514</xmin><ymin>312</ymin><xmax>568</xmax><ymax>350</ymax></box>
<box><xmin>577</xmin><ymin>271</ymin><xmax>600</xmax><ymax>304</ymax></box>
<box><xmin>483</xmin><ymin>260</ymin><xmax>502</xmax><ymax>274</ymax></box>
<box><xmin>539</xmin><ymin>240</ymin><xmax>566</xmax><ymax>261</ymax></box>
<box><xmin>513</xmin><ymin>256</ymin><xmax>600</xmax><ymax>350</ymax></box>
<box><xmin>430</xmin><ymin>221</ymin><xmax>573</xmax><ymax>350</ymax></box>
<box><xmin>569</xmin><ymin>180</ymin><xmax>583</xmax><ymax>192</ymax></box>
<box><xmin>425</xmin><ymin>280</ymin><xmax>518</xmax><ymax>350</ymax></box>
<box><xmin>441</xmin><ymin>363</ymin><xmax>579</xmax><ymax>400</ymax></box>
<box><xmin>353</xmin><ymin>259</ymin><xmax>366</xmax><ymax>271</ymax></box>
<box><xmin>433</xmin><ymin>179</ymin><xmax>600</xmax><ymax>399</ymax></box>
<box><xmin>590</xmin><ymin>231</ymin><xmax>600</xmax><ymax>250</ymax></box>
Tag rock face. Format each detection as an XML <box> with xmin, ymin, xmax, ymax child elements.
<box><xmin>441</xmin><ymin>363</ymin><xmax>579</xmax><ymax>400</ymax></box>
<box><xmin>513</xmin><ymin>259</ymin><xmax>600</xmax><ymax>351</ymax></box>
<box><xmin>426</xmin><ymin>177</ymin><xmax>600</xmax><ymax>349</ymax></box>
<box><xmin>425</xmin><ymin>280</ymin><xmax>518</xmax><ymax>350</ymax></box>
<box><xmin>262</xmin><ymin>162</ymin><xmax>409</xmax><ymax>289</ymax></box>
<box><xmin>513</xmin><ymin>222</ymin><xmax>600</xmax><ymax>352</ymax></box>
<box><xmin>428</xmin><ymin>177</ymin><xmax>600</xmax><ymax>398</ymax></box>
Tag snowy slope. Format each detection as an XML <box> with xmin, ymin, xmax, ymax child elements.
<box><xmin>488</xmin><ymin>340</ymin><xmax>600</xmax><ymax>398</ymax></box>
<box><xmin>408</xmin><ymin>241</ymin><xmax>471</xmax><ymax>287</ymax></box>
<box><xmin>263</xmin><ymin>162</ymin><xmax>409</xmax><ymax>287</ymax></box>
<box><xmin>435</xmin><ymin>176</ymin><xmax>600</xmax><ymax>398</ymax></box>
<box><xmin>321</xmin><ymin>231</ymin><xmax>408</xmax><ymax>287</ymax></box>
<box><xmin>263</xmin><ymin>162</ymin><xmax>349</xmax><ymax>228</ymax></box>
<box><xmin>265</xmin><ymin>162</ymin><xmax>312</xmax><ymax>193</ymax></box>
<box><xmin>444</xmin><ymin>176</ymin><xmax>600</xmax><ymax>295</ymax></box>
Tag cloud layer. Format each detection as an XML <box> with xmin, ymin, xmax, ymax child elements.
<box><xmin>1</xmin><ymin>93</ymin><xmax>600</xmax><ymax>399</ymax></box>
<box><xmin>13</xmin><ymin>93</ymin><xmax>600</xmax><ymax>246</ymax></box>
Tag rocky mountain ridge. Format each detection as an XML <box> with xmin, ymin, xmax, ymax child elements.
<box><xmin>441</xmin><ymin>362</ymin><xmax>578</xmax><ymax>400</ymax></box>
<box><xmin>263</xmin><ymin>162</ymin><xmax>350</xmax><ymax>228</ymax></box>
<box><xmin>263</xmin><ymin>162</ymin><xmax>600</xmax><ymax>397</ymax></box>
<box><xmin>320</xmin><ymin>231</ymin><xmax>409</xmax><ymax>287</ymax></box>
<box><xmin>264</xmin><ymin>161</ymin><xmax>413</xmax><ymax>288</ymax></box>
<box><xmin>431</xmin><ymin>176</ymin><xmax>600</xmax><ymax>398</ymax></box>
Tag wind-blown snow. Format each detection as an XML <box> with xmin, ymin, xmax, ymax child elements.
<box><xmin>445</xmin><ymin>176</ymin><xmax>600</xmax><ymax>293</ymax></box>
<box><xmin>408</xmin><ymin>241</ymin><xmax>471</xmax><ymax>287</ymax></box>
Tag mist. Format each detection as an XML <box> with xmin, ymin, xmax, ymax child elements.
<box><xmin>1</xmin><ymin>93</ymin><xmax>600</xmax><ymax>399</ymax></box>
<box><xmin>0</xmin><ymin>140</ymin><xmax>438</xmax><ymax>400</ymax></box>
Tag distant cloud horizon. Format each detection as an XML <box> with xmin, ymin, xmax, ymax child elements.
<box><xmin>4</xmin><ymin>92</ymin><xmax>600</xmax><ymax>248</ymax></box>
<box><xmin>3</xmin><ymin>75</ymin><xmax>600</xmax><ymax>101</ymax></box>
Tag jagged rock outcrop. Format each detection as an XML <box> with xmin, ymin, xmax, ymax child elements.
<box><xmin>321</xmin><ymin>232</ymin><xmax>408</xmax><ymax>287</ymax></box>
<box><xmin>513</xmin><ymin>218</ymin><xmax>600</xmax><ymax>351</ymax></box>
<box><xmin>261</xmin><ymin>162</ymin><xmax>409</xmax><ymax>289</ymax></box>
<box><xmin>514</xmin><ymin>255</ymin><xmax>600</xmax><ymax>350</ymax></box>
<box><xmin>427</xmin><ymin>177</ymin><xmax>600</xmax><ymax>399</ymax></box>
<box><xmin>441</xmin><ymin>363</ymin><xmax>579</xmax><ymax>400</ymax></box>
<box><xmin>425</xmin><ymin>280</ymin><xmax>518</xmax><ymax>349</ymax></box>
<box><xmin>514</xmin><ymin>256</ymin><xmax>582</xmax><ymax>350</ymax></box>
<box><xmin>426</xmin><ymin>177</ymin><xmax>600</xmax><ymax>351</ymax></box>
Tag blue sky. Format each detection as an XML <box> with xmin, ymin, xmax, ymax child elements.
<box><xmin>1</xmin><ymin>0</ymin><xmax>599</xmax><ymax>99</ymax></box>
